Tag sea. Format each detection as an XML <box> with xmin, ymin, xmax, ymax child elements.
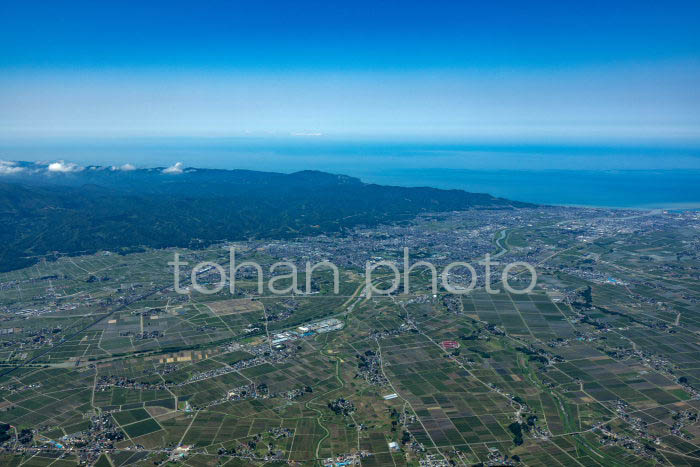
<box><xmin>2</xmin><ymin>138</ymin><xmax>699</xmax><ymax>209</ymax></box>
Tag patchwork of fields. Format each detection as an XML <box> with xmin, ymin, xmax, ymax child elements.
<box><xmin>0</xmin><ymin>209</ymin><xmax>698</xmax><ymax>466</ymax></box>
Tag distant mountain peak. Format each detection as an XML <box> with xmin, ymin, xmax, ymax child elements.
<box><xmin>0</xmin><ymin>163</ymin><xmax>532</xmax><ymax>271</ymax></box>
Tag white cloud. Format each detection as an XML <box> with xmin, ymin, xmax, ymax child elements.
<box><xmin>0</xmin><ymin>160</ymin><xmax>24</xmax><ymax>175</ymax></box>
<box><xmin>163</xmin><ymin>162</ymin><xmax>184</xmax><ymax>174</ymax></box>
<box><xmin>47</xmin><ymin>161</ymin><xmax>83</xmax><ymax>173</ymax></box>
<box><xmin>111</xmin><ymin>163</ymin><xmax>137</xmax><ymax>171</ymax></box>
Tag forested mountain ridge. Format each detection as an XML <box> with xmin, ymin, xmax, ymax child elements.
<box><xmin>0</xmin><ymin>164</ymin><xmax>532</xmax><ymax>271</ymax></box>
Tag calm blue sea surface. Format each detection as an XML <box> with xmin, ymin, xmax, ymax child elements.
<box><xmin>2</xmin><ymin>138</ymin><xmax>699</xmax><ymax>208</ymax></box>
<box><xmin>355</xmin><ymin>169</ymin><xmax>700</xmax><ymax>208</ymax></box>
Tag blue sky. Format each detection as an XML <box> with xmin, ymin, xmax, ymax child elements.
<box><xmin>1</xmin><ymin>0</ymin><xmax>699</xmax><ymax>142</ymax></box>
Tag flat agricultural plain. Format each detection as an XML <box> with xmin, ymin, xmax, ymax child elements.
<box><xmin>0</xmin><ymin>208</ymin><xmax>699</xmax><ymax>466</ymax></box>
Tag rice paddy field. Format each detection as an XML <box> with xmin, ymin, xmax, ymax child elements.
<box><xmin>0</xmin><ymin>209</ymin><xmax>698</xmax><ymax>466</ymax></box>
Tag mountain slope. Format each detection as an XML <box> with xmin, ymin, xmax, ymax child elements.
<box><xmin>0</xmin><ymin>167</ymin><xmax>532</xmax><ymax>271</ymax></box>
